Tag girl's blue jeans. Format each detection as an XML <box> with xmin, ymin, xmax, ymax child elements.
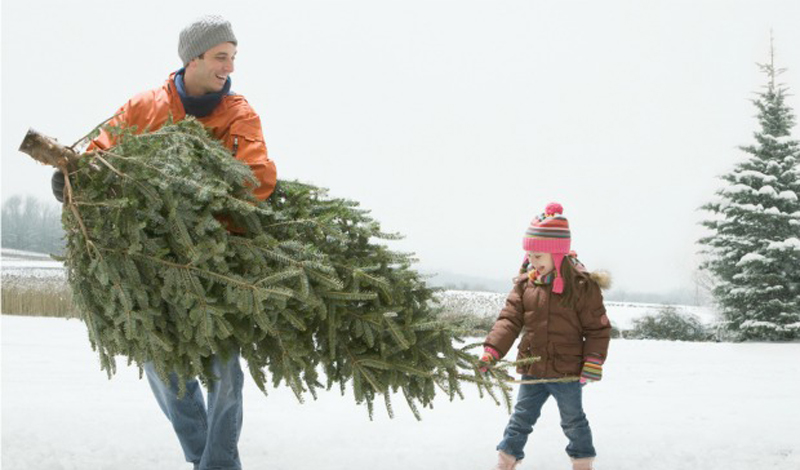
<box><xmin>144</xmin><ymin>352</ymin><xmax>244</xmax><ymax>470</ymax></box>
<box><xmin>497</xmin><ymin>376</ymin><xmax>596</xmax><ymax>461</ymax></box>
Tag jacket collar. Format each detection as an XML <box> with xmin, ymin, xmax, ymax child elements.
<box><xmin>171</xmin><ymin>68</ymin><xmax>231</xmax><ymax>118</ymax></box>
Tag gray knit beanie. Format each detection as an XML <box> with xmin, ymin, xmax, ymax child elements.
<box><xmin>178</xmin><ymin>15</ymin><xmax>237</xmax><ymax>66</ymax></box>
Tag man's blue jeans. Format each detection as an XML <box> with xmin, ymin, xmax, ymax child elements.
<box><xmin>144</xmin><ymin>352</ymin><xmax>244</xmax><ymax>470</ymax></box>
<box><xmin>497</xmin><ymin>376</ymin><xmax>596</xmax><ymax>461</ymax></box>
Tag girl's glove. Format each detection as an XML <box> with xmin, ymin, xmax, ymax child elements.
<box><xmin>580</xmin><ymin>354</ymin><xmax>604</xmax><ymax>385</ymax></box>
<box><xmin>479</xmin><ymin>346</ymin><xmax>500</xmax><ymax>373</ymax></box>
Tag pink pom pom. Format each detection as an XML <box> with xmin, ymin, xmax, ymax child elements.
<box><xmin>545</xmin><ymin>202</ymin><xmax>563</xmax><ymax>216</ymax></box>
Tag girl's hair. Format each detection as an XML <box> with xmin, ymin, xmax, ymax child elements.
<box><xmin>557</xmin><ymin>256</ymin><xmax>584</xmax><ymax>310</ymax></box>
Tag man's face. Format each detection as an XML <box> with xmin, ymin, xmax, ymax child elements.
<box><xmin>185</xmin><ymin>42</ymin><xmax>237</xmax><ymax>95</ymax></box>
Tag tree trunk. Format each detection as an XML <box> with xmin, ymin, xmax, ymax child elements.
<box><xmin>18</xmin><ymin>129</ymin><xmax>81</xmax><ymax>170</ymax></box>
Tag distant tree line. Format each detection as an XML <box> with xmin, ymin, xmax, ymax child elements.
<box><xmin>604</xmin><ymin>272</ymin><xmax>713</xmax><ymax>307</ymax></box>
<box><xmin>1</xmin><ymin>195</ymin><xmax>65</xmax><ymax>255</ymax></box>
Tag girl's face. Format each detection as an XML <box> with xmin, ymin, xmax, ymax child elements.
<box><xmin>527</xmin><ymin>251</ymin><xmax>554</xmax><ymax>276</ymax></box>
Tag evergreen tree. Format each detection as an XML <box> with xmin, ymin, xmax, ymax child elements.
<box><xmin>45</xmin><ymin>118</ymin><xmax>523</xmax><ymax>418</ymax></box>
<box><xmin>699</xmin><ymin>44</ymin><xmax>800</xmax><ymax>340</ymax></box>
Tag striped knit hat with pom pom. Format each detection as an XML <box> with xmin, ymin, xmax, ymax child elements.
<box><xmin>523</xmin><ymin>202</ymin><xmax>571</xmax><ymax>294</ymax></box>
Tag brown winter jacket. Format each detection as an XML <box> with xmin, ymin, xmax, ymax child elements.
<box><xmin>483</xmin><ymin>270</ymin><xmax>611</xmax><ymax>378</ymax></box>
<box><xmin>87</xmin><ymin>72</ymin><xmax>276</xmax><ymax>201</ymax></box>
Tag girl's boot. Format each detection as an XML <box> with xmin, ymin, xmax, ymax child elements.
<box><xmin>492</xmin><ymin>450</ymin><xmax>520</xmax><ymax>470</ymax></box>
<box><xmin>571</xmin><ymin>457</ymin><xmax>594</xmax><ymax>470</ymax></box>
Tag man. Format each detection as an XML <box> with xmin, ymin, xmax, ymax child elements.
<box><xmin>52</xmin><ymin>15</ymin><xmax>275</xmax><ymax>470</ymax></box>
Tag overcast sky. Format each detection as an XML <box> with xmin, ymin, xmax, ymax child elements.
<box><xmin>3</xmin><ymin>0</ymin><xmax>800</xmax><ymax>295</ymax></box>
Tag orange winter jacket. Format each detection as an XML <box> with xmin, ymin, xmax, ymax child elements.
<box><xmin>87</xmin><ymin>72</ymin><xmax>276</xmax><ymax>201</ymax></box>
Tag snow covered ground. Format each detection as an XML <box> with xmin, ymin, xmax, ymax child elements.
<box><xmin>1</xmin><ymin>248</ymin><xmax>63</xmax><ymax>270</ymax></box>
<box><xmin>1</xmin><ymin>248</ymin><xmax>66</xmax><ymax>293</ymax></box>
<box><xmin>3</xmin><ymin>315</ymin><xmax>799</xmax><ymax>470</ymax></box>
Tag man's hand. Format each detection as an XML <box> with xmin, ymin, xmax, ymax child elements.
<box><xmin>51</xmin><ymin>170</ymin><xmax>65</xmax><ymax>203</ymax></box>
<box><xmin>479</xmin><ymin>346</ymin><xmax>500</xmax><ymax>373</ymax></box>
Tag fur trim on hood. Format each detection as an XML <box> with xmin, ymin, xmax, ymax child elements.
<box><xmin>589</xmin><ymin>270</ymin><xmax>612</xmax><ymax>290</ymax></box>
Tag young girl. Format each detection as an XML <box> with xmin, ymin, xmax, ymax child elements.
<box><xmin>480</xmin><ymin>202</ymin><xmax>611</xmax><ymax>470</ymax></box>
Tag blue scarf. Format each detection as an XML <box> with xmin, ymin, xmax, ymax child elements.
<box><xmin>174</xmin><ymin>68</ymin><xmax>231</xmax><ymax>118</ymax></box>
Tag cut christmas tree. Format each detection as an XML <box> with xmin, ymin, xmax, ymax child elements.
<box><xmin>18</xmin><ymin>119</ymin><xmax>527</xmax><ymax>418</ymax></box>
